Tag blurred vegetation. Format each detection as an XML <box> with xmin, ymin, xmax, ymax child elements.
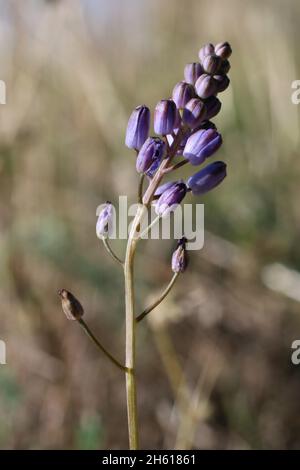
<box><xmin>0</xmin><ymin>0</ymin><xmax>300</xmax><ymax>449</ymax></box>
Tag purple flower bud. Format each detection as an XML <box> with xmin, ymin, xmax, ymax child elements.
<box><xmin>155</xmin><ymin>182</ymin><xmax>187</xmax><ymax>217</ymax></box>
<box><xmin>184</xmin><ymin>62</ymin><xmax>204</xmax><ymax>85</ymax></box>
<box><xmin>219</xmin><ymin>59</ymin><xmax>231</xmax><ymax>75</ymax></box>
<box><xmin>195</xmin><ymin>74</ymin><xmax>217</xmax><ymax>99</ymax></box>
<box><xmin>204</xmin><ymin>96</ymin><xmax>222</xmax><ymax>120</ymax></box>
<box><xmin>187</xmin><ymin>161</ymin><xmax>227</xmax><ymax>195</ymax></box>
<box><xmin>182</xmin><ymin>98</ymin><xmax>207</xmax><ymax>129</ymax></box>
<box><xmin>172</xmin><ymin>81</ymin><xmax>195</xmax><ymax>109</ymax></box>
<box><xmin>214</xmin><ymin>74</ymin><xmax>230</xmax><ymax>93</ymax></box>
<box><xmin>198</xmin><ymin>120</ymin><xmax>217</xmax><ymax>131</ymax></box>
<box><xmin>154</xmin><ymin>180</ymin><xmax>181</xmax><ymax>198</ymax></box>
<box><xmin>172</xmin><ymin>237</ymin><xmax>188</xmax><ymax>273</ymax></box>
<box><xmin>215</xmin><ymin>42</ymin><xmax>232</xmax><ymax>60</ymax></box>
<box><xmin>96</xmin><ymin>202</ymin><xmax>113</xmax><ymax>237</ymax></box>
<box><xmin>154</xmin><ymin>99</ymin><xmax>177</xmax><ymax>135</ymax></box>
<box><xmin>183</xmin><ymin>128</ymin><xmax>222</xmax><ymax>165</ymax></box>
<box><xmin>202</xmin><ymin>54</ymin><xmax>222</xmax><ymax>75</ymax></box>
<box><xmin>125</xmin><ymin>105</ymin><xmax>150</xmax><ymax>150</ymax></box>
<box><xmin>199</xmin><ymin>43</ymin><xmax>215</xmax><ymax>63</ymax></box>
<box><xmin>136</xmin><ymin>137</ymin><xmax>165</xmax><ymax>174</ymax></box>
<box><xmin>174</xmin><ymin>107</ymin><xmax>182</xmax><ymax>129</ymax></box>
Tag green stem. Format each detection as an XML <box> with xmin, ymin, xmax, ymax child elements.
<box><xmin>124</xmin><ymin>204</ymin><xmax>147</xmax><ymax>450</ymax></box>
<box><xmin>136</xmin><ymin>272</ymin><xmax>179</xmax><ymax>323</ymax></box>
<box><xmin>102</xmin><ymin>237</ymin><xmax>123</xmax><ymax>266</ymax></box>
<box><xmin>78</xmin><ymin>318</ymin><xmax>128</xmax><ymax>372</ymax></box>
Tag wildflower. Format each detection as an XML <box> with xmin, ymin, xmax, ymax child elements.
<box><xmin>125</xmin><ymin>105</ymin><xmax>150</xmax><ymax>150</ymax></box>
<box><xmin>183</xmin><ymin>128</ymin><xmax>222</xmax><ymax>165</ymax></box>
<box><xmin>187</xmin><ymin>161</ymin><xmax>227</xmax><ymax>195</ymax></box>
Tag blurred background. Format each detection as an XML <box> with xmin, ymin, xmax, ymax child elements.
<box><xmin>0</xmin><ymin>0</ymin><xmax>300</xmax><ymax>449</ymax></box>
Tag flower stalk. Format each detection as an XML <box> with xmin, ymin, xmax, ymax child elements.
<box><xmin>136</xmin><ymin>272</ymin><xmax>179</xmax><ymax>323</ymax></box>
<box><xmin>124</xmin><ymin>204</ymin><xmax>147</xmax><ymax>449</ymax></box>
<box><xmin>60</xmin><ymin>40</ymin><xmax>232</xmax><ymax>450</ymax></box>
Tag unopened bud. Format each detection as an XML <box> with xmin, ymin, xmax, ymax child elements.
<box><xmin>184</xmin><ymin>62</ymin><xmax>204</xmax><ymax>85</ymax></box>
<box><xmin>199</xmin><ymin>43</ymin><xmax>214</xmax><ymax>63</ymax></box>
<box><xmin>154</xmin><ymin>99</ymin><xmax>177</xmax><ymax>135</ymax></box>
<box><xmin>172</xmin><ymin>238</ymin><xmax>188</xmax><ymax>273</ymax></box>
<box><xmin>136</xmin><ymin>137</ymin><xmax>165</xmax><ymax>174</ymax></box>
<box><xmin>172</xmin><ymin>81</ymin><xmax>195</xmax><ymax>109</ymax></box>
<box><xmin>202</xmin><ymin>54</ymin><xmax>222</xmax><ymax>75</ymax></box>
<box><xmin>182</xmin><ymin>98</ymin><xmax>206</xmax><ymax>129</ymax></box>
<box><xmin>215</xmin><ymin>41</ymin><xmax>232</xmax><ymax>60</ymax></box>
<box><xmin>204</xmin><ymin>96</ymin><xmax>222</xmax><ymax>120</ymax></box>
<box><xmin>183</xmin><ymin>128</ymin><xmax>222</xmax><ymax>165</ymax></box>
<box><xmin>187</xmin><ymin>161</ymin><xmax>227</xmax><ymax>195</ymax></box>
<box><xmin>155</xmin><ymin>182</ymin><xmax>187</xmax><ymax>217</ymax></box>
<box><xmin>214</xmin><ymin>74</ymin><xmax>230</xmax><ymax>93</ymax></box>
<box><xmin>125</xmin><ymin>105</ymin><xmax>150</xmax><ymax>150</ymax></box>
<box><xmin>219</xmin><ymin>59</ymin><xmax>231</xmax><ymax>75</ymax></box>
<box><xmin>195</xmin><ymin>74</ymin><xmax>217</xmax><ymax>99</ymax></box>
<box><xmin>96</xmin><ymin>202</ymin><xmax>113</xmax><ymax>238</ymax></box>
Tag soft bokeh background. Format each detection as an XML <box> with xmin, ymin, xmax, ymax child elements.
<box><xmin>0</xmin><ymin>0</ymin><xmax>300</xmax><ymax>449</ymax></box>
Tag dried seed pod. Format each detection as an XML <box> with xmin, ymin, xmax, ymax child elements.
<box><xmin>58</xmin><ymin>289</ymin><xmax>84</xmax><ymax>321</ymax></box>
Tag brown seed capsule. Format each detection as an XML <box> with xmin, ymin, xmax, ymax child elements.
<box><xmin>58</xmin><ymin>289</ymin><xmax>84</xmax><ymax>321</ymax></box>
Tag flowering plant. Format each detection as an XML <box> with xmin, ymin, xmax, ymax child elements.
<box><xmin>59</xmin><ymin>41</ymin><xmax>232</xmax><ymax>449</ymax></box>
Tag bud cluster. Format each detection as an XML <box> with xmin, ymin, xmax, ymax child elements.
<box><xmin>98</xmin><ymin>41</ymin><xmax>232</xmax><ymax>269</ymax></box>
